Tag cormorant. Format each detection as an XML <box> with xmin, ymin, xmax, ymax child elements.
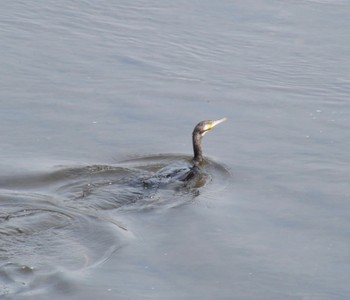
<box><xmin>192</xmin><ymin>117</ymin><xmax>227</xmax><ymax>167</ymax></box>
<box><xmin>143</xmin><ymin>118</ymin><xmax>226</xmax><ymax>185</ymax></box>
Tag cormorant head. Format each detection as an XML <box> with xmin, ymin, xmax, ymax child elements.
<box><xmin>193</xmin><ymin>117</ymin><xmax>226</xmax><ymax>137</ymax></box>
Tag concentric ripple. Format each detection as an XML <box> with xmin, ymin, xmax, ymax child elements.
<box><xmin>0</xmin><ymin>191</ymin><xmax>126</xmax><ymax>296</ymax></box>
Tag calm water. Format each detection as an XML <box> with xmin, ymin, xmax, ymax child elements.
<box><xmin>1</xmin><ymin>1</ymin><xmax>350</xmax><ymax>299</ymax></box>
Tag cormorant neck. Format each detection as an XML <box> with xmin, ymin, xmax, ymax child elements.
<box><xmin>192</xmin><ymin>131</ymin><xmax>203</xmax><ymax>166</ymax></box>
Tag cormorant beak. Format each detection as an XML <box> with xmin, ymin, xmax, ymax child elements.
<box><xmin>210</xmin><ymin>117</ymin><xmax>227</xmax><ymax>129</ymax></box>
<box><xmin>202</xmin><ymin>117</ymin><xmax>226</xmax><ymax>135</ymax></box>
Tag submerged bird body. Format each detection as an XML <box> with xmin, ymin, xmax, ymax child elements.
<box><xmin>143</xmin><ymin>118</ymin><xmax>226</xmax><ymax>186</ymax></box>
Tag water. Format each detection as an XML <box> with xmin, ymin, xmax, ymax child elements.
<box><xmin>1</xmin><ymin>1</ymin><xmax>350</xmax><ymax>299</ymax></box>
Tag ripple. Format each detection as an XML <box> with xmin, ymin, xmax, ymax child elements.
<box><xmin>0</xmin><ymin>155</ymin><xmax>230</xmax><ymax>295</ymax></box>
<box><xmin>0</xmin><ymin>191</ymin><xmax>126</xmax><ymax>296</ymax></box>
<box><xmin>53</xmin><ymin>155</ymin><xmax>231</xmax><ymax>213</ymax></box>
<box><xmin>120</xmin><ymin>154</ymin><xmax>231</xmax><ymax>191</ymax></box>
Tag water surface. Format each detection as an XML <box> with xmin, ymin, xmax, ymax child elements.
<box><xmin>1</xmin><ymin>1</ymin><xmax>350</xmax><ymax>299</ymax></box>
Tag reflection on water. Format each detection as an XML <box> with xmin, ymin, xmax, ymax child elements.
<box><xmin>0</xmin><ymin>155</ymin><xmax>230</xmax><ymax>297</ymax></box>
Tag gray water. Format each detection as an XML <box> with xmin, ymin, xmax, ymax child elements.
<box><xmin>1</xmin><ymin>1</ymin><xmax>350</xmax><ymax>299</ymax></box>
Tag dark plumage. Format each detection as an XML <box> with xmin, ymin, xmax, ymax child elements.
<box><xmin>192</xmin><ymin>118</ymin><xmax>226</xmax><ymax>166</ymax></box>
<box><xmin>143</xmin><ymin>118</ymin><xmax>226</xmax><ymax>186</ymax></box>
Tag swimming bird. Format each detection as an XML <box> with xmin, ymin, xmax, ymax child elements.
<box><xmin>191</xmin><ymin>118</ymin><xmax>227</xmax><ymax>167</ymax></box>
<box><xmin>143</xmin><ymin>118</ymin><xmax>226</xmax><ymax>186</ymax></box>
